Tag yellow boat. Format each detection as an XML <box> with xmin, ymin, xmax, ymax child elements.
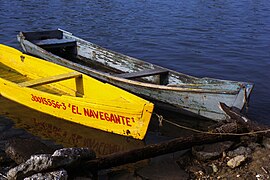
<box><xmin>0</xmin><ymin>44</ymin><xmax>154</xmax><ymax>140</ymax></box>
<box><xmin>0</xmin><ymin>97</ymin><xmax>145</xmax><ymax>156</ymax></box>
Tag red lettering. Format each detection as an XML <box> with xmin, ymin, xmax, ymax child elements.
<box><xmin>76</xmin><ymin>106</ymin><xmax>81</xmax><ymax>115</ymax></box>
<box><xmin>47</xmin><ymin>99</ymin><xmax>52</xmax><ymax>106</ymax></box>
<box><xmin>89</xmin><ymin>109</ymin><xmax>95</xmax><ymax>118</ymax></box>
<box><xmin>62</xmin><ymin>103</ymin><xmax>66</xmax><ymax>110</ymax></box>
<box><xmin>43</xmin><ymin>98</ymin><xmax>48</xmax><ymax>105</ymax></box>
<box><xmin>31</xmin><ymin>94</ymin><xmax>35</xmax><ymax>101</ymax></box>
<box><xmin>104</xmin><ymin>113</ymin><xmax>110</xmax><ymax>121</ymax></box>
<box><xmin>37</xmin><ymin>97</ymin><xmax>41</xmax><ymax>103</ymax></box>
<box><xmin>92</xmin><ymin>110</ymin><xmax>98</xmax><ymax>118</ymax></box>
<box><xmin>110</xmin><ymin>114</ymin><xmax>115</xmax><ymax>122</ymax></box>
<box><xmin>114</xmin><ymin>115</ymin><xmax>120</xmax><ymax>124</ymax></box>
<box><xmin>99</xmin><ymin>112</ymin><xmax>105</xmax><ymax>120</ymax></box>
<box><xmin>72</xmin><ymin>105</ymin><xmax>77</xmax><ymax>114</ymax></box>
<box><xmin>120</xmin><ymin>116</ymin><xmax>125</xmax><ymax>125</ymax></box>
<box><xmin>126</xmin><ymin>117</ymin><xmax>131</xmax><ymax>126</ymax></box>
<box><xmin>84</xmin><ymin>108</ymin><xmax>90</xmax><ymax>116</ymax></box>
<box><xmin>83</xmin><ymin>108</ymin><xmax>134</xmax><ymax>127</ymax></box>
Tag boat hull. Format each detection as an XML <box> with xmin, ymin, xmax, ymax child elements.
<box><xmin>0</xmin><ymin>45</ymin><xmax>153</xmax><ymax>140</ymax></box>
<box><xmin>18</xmin><ymin>30</ymin><xmax>254</xmax><ymax>121</ymax></box>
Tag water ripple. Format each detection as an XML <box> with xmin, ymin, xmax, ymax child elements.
<box><xmin>0</xmin><ymin>0</ymin><xmax>269</xmax><ymax>124</ymax></box>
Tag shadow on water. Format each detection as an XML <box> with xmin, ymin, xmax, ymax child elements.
<box><xmin>0</xmin><ymin>96</ymin><xmax>144</xmax><ymax>157</ymax></box>
<box><xmin>0</xmin><ymin>96</ymin><xmax>215</xmax><ymax>156</ymax></box>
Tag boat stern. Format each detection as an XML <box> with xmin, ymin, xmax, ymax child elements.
<box><xmin>232</xmin><ymin>82</ymin><xmax>254</xmax><ymax>111</ymax></box>
<box><xmin>138</xmin><ymin>102</ymin><xmax>154</xmax><ymax>138</ymax></box>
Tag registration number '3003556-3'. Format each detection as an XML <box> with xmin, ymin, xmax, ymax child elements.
<box><xmin>31</xmin><ymin>94</ymin><xmax>66</xmax><ymax>110</ymax></box>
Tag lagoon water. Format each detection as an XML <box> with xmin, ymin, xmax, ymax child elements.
<box><xmin>0</xmin><ymin>0</ymin><xmax>270</xmax><ymax>125</ymax></box>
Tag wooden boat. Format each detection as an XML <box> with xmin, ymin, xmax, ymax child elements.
<box><xmin>0</xmin><ymin>44</ymin><xmax>154</xmax><ymax>140</ymax></box>
<box><xmin>0</xmin><ymin>97</ymin><xmax>145</xmax><ymax>156</ymax></box>
<box><xmin>17</xmin><ymin>29</ymin><xmax>254</xmax><ymax>121</ymax></box>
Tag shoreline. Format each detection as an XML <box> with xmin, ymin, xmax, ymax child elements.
<box><xmin>1</xmin><ymin>113</ymin><xmax>270</xmax><ymax>179</ymax></box>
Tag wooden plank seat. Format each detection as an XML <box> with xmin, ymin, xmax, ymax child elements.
<box><xmin>19</xmin><ymin>71</ymin><xmax>82</xmax><ymax>87</ymax></box>
<box><xmin>117</xmin><ymin>68</ymin><xmax>169</xmax><ymax>85</ymax></box>
<box><xmin>32</xmin><ymin>38</ymin><xmax>76</xmax><ymax>49</ymax></box>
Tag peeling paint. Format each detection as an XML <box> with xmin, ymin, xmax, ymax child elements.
<box><xmin>17</xmin><ymin>29</ymin><xmax>255</xmax><ymax>121</ymax></box>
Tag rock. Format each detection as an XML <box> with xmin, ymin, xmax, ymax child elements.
<box><xmin>5</xmin><ymin>138</ymin><xmax>55</xmax><ymax>164</ymax></box>
<box><xmin>7</xmin><ymin>154</ymin><xmax>53</xmax><ymax>179</ymax></box>
<box><xmin>176</xmin><ymin>151</ymin><xmax>192</xmax><ymax>169</ymax></box>
<box><xmin>203</xmin><ymin>165</ymin><xmax>213</xmax><ymax>175</ymax></box>
<box><xmin>24</xmin><ymin>169</ymin><xmax>68</xmax><ymax>180</ymax></box>
<box><xmin>7</xmin><ymin>148</ymin><xmax>96</xmax><ymax>179</ymax></box>
<box><xmin>240</xmin><ymin>135</ymin><xmax>258</xmax><ymax>145</ymax></box>
<box><xmin>227</xmin><ymin>155</ymin><xmax>246</xmax><ymax>169</ymax></box>
<box><xmin>248</xmin><ymin>142</ymin><xmax>261</xmax><ymax>150</ymax></box>
<box><xmin>187</xmin><ymin>165</ymin><xmax>204</xmax><ymax>174</ymax></box>
<box><xmin>192</xmin><ymin>141</ymin><xmax>234</xmax><ymax>161</ymax></box>
<box><xmin>0</xmin><ymin>149</ymin><xmax>14</xmax><ymax>166</ymax></box>
<box><xmin>262</xmin><ymin>137</ymin><xmax>270</xmax><ymax>149</ymax></box>
<box><xmin>227</xmin><ymin>146</ymin><xmax>252</xmax><ymax>158</ymax></box>
<box><xmin>210</xmin><ymin>163</ymin><xmax>218</xmax><ymax>173</ymax></box>
<box><xmin>53</xmin><ymin>147</ymin><xmax>96</xmax><ymax>160</ymax></box>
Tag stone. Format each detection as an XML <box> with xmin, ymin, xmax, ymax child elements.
<box><xmin>0</xmin><ymin>149</ymin><xmax>14</xmax><ymax>166</ymax></box>
<box><xmin>7</xmin><ymin>147</ymin><xmax>96</xmax><ymax>179</ymax></box>
<box><xmin>248</xmin><ymin>142</ymin><xmax>261</xmax><ymax>151</ymax></box>
<box><xmin>192</xmin><ymin>141</ymin><xmax>234</xmax><ymax>161</ymax></box>
<box><xmin>211</xmin><ymin>163</ymin><xmax>218</xmax><ymax>173</ymax></box>
<box><xmin>262</xmin><ymin>137</ymin><xmax>270</xmax><ymax>149</ymax></box>
<box><xmin>5</xmin><ymin>138</ymin><xmax>55</xmax><ymax>164</ymax></box>
<box><xmin>24</xmin><ymin>169</ymin><xmax>68</xmax><ymax>180</ymax></box>
<box><xmin>7</xmin><ymin>154</ymin><xmax>53</xmax><ymax>179</ymax></box>
<box><xmin>52</xmin><ymin>147</ymin><xmax>96</xmax><ymax>160</ymax></box>
<box><xmin>240</xmin><ymin>135</ymin><xmax>258</xmax><ymax>145</ymax></box>
<box><xmin>227</xmin><ymin>146</ymin><xmax>252</xmax><ymax>158</ymax></box>
<box><xmin>227</xmin><ymin>155</ymin><xmax>246</xmax><ymax>169</ymax></box>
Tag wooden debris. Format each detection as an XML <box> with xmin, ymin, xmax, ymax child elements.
<box><xmin>84</xmin><ymin>122</ymin><xmax>238</xmax><ymax>171</ymax></box>
<box><xmin>220</xmin><ymin>103</ymin><xmax>270</xmax><ymax>137</ymax></box>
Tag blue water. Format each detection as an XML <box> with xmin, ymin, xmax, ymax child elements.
<box><xmin>0</xmin><ymin>0</ymin><xmax>270</xmax><ymax>124</ymax></box>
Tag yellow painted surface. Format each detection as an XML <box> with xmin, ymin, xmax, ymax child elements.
<box><xmin>0</xmin><ymin>44</ymin><xmax>154</xmax><ymax>139</ymax></box>
<box><xmin>0</xmin><ymin>97</ymin><xmax>145</xmax><ymax>156</ymax></box>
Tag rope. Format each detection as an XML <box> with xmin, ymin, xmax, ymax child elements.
<box><xmin>153</xmin><ymin>112</ymin><xmax>270</xmax><ymax>136</ymax></box>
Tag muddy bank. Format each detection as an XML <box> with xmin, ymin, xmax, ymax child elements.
<box><xmin>179</xmin><ymin>136</ymin><xmax>270</xmax><ymax>179</ymax></box>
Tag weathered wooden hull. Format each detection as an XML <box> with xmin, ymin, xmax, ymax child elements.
<box><xmin>0</xmin><ymin>44</ymin><xmax>154</xmax><ymax>140</ymax></box>
<box><xmin>17</xmin><ymin>29</ymin><xmax>254</xmax><ymax>121</ymax></box>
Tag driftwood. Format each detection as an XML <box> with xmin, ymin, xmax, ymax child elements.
<box><xmin>83</xmin><ymin>103</ymin><xmax>270</xmax><ymax>171</ymax></box>
<box><xmin>84</xmin><ymin>122</ymin><xmax>238</xmax><ymax>171</ymax></box>
<box><xmin>220</xmin><ymin>103</ymin><xmax>270</xmax><ymax>137</ymax></box>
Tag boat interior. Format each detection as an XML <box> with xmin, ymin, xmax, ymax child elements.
<box><xmin>0</xmin><ymin>62</ymin><xmax>69</xmax><ymax>96</ymax></box>
<box><xmin>19</xmin><ymin>30</ymin><xmax>248</xmax><ymax>93</ymax></box>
